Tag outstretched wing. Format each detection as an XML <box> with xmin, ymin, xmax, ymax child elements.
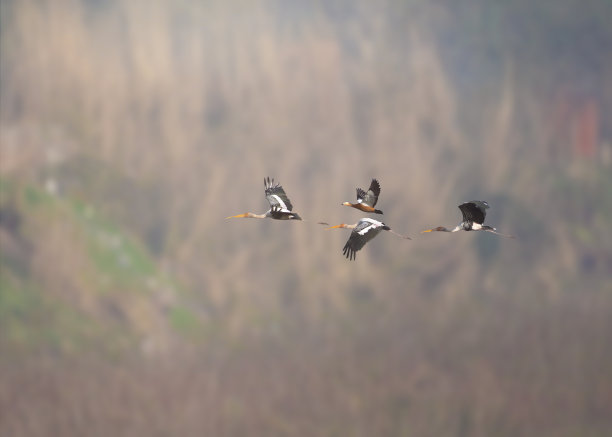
<box><xmin>458</xmin><ymin>201</ymin><xmax>489</xmax><ymax>225</ymax></box>
<box><xmin>356</xmin><ymin>179</ymin><xmax>381</xmax><ymax>207</ymax></box>
<box><xmin>264</xmin><ymin>177</ymin><xmax>294</xmax><ymax>212</ymax></box>
<box><xmin>342</xmin><ymin>218</ymin><xmax>386</xmax><ymax>260</ymax></box>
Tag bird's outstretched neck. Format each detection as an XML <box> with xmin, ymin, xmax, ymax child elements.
<box><xmin>325</xmin><ymin>223</ymin><xmax>356</xmax><ymax>230</ymax></box>
<box><xmin>421</xmin><ymin>226</ymin><xmax>451</xmax><ymax>233</ymax></box>
<box><xmin>225</xmin><ymin>212</ymin><xmax>266</xmax><ymax>219</ymax></box>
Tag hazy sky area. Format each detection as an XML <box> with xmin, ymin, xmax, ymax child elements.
<box><xmin>1</xmin><ymin>0</ymin><xmax>611</xmax><ymax>435</ymax></box>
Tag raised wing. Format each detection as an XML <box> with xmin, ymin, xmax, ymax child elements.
<box><xmin>342</xmin><ymin>218</ymin><xmax>387</xmax><ymax>260</ymax></box>
<box><xmin>264</xmin><ymin>177</ymin><xmax>294</xmax><ymax>212</ymax></box>
<box><xmin>356</xmin><ymin>179</ymin><xmax>381</xmax><ymax>207</ymax></box>
<box><xmin>458</xmin><ymin>200</ymin><xmax>489</xmax><ymax>225</ymax></box>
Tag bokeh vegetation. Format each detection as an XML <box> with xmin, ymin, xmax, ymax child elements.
<box><xmin>1</xmin><ymin>0</ymin><xmax>611</xmax><ymax>435</ymax></box>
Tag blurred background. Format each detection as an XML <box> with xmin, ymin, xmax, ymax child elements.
<box><xmin>1</xmin><ymin>0</ymin><xmax>611</xmax><ymax>435</ymax></box>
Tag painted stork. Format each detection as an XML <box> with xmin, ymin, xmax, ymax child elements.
<box><xmin>226</xmin><ymin>177</ymin><xmax>302</xmax><ymax>220</ymax></box>
<box><xmin>326</xmin><ymin>218</ymin><xmax>410</xmax><ymax>260</ymax></box>
<box><xmin>421</xmin><ymin>201</ymin><xmax>514</xmax><ymax>238</ymax></box>
<box><xmin>342</xmin><ymin>179</ymin><xmax>383</xmax><ymax>214</ymax></box>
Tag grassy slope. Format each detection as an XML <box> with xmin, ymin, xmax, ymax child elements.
<box><xmin>0</xmin><ymin>176</ymin><xmax>196</xmax><ymax>358</ymax></box>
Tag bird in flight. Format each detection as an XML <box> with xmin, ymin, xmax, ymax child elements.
<box><xmin>326</xmin><ymin>218</ymin><xmax>410</xmax><ymax>260</ymax></box>
<box><xmin>421</xmin><ymin>200</ymin><xmax>514</xmax><ymax>238</ymax></box>
<box><xmin>342</xmin><ymin>179</ymin><xmax>383</xmax><ymax>214</ymax></box>
<box><xmin>226</xmin><ymin>177</ymin><xmax>302</xmax><ymax>220</ymax></box>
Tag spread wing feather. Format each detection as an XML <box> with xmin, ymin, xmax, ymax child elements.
<box><xmin>356</xmin><ymin>188</ymin><xmax>367</xmax><ymax>202</ymax></box>
<box><xmin>342</xmin><ymin>219</ymin><xmax>386</xmax><ymax>260</ymax></box>
<box><xmin>356</xmin><ymin>179</ymin><xmax>381</xmax><ymax>207</ymax></box>
<box><xmin>458</xmin><ymin>201</ymin><xmax>489</xmax><ymax>225</ymax></box>
<box><xmin>264</xmin><ymin>177</ymin><xmax>294</xmax><ymax>211</ymax></box>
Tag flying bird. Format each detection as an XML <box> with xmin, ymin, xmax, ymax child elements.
<box><xmin>326</xmin><ymin>218</ymin><xmax>410</xmax><ymax>260</ymax></box>
<box><xmin>342</xmin><ymin>179</ymin><xmax>383</xmax><ymax>214</ymax></box>
<box><xmin>226</xmin><ymin>177</ymin><xmax>302</xmax><ymax>220</ymax></box>
<box><xmin>421</xmin><ymin>201</ymin><xmax>514</xmax><ymax>238</ymax></box>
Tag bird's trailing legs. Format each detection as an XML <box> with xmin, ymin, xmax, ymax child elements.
<box><xmin>388</xmin><ymin>228</ymin><xmax>412</xmax><ymax>240</ymax></box>
<box><xmin>482</xmin><ymin>226</ymin><xmax>515</xmax><ymax>239</ymax></box>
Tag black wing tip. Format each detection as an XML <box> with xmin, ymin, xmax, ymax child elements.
<box><xmin>264</xmin><ymin>176</ymin><xmax>280</xmax><ymax>191</ymax></box>
<box><xmin>342</xmin><ymin>244</ymin><xmax>356</xmax><ymax>261</ymax></box>
<box><xmin>369</xmin><ymin>178</ymin><xmax>381</xmax><ymax>195</ymax></box>
<box><xmin>462</xmin><ymin>200</ymin><xmax>489</xmax><ymax>209</ymax></box>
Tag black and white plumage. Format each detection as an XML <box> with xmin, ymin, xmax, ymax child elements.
<box><xmin>264</xmin><ymin>177</ymin><xmax>295</xmax><ymax>217</ymax></box>
<box><xmin>342</xmin><ymin>179</ymin><xmax>383</xmax><ymax>214</ymax></box>
<box><xmin>327</xmin><ymin>218</ymin><xmax>410</xmax><ymax>260</ymax></box>
<box><xmin>458</xmin><ymin>200</ymin><xmax>488</xmax><ymax>228</ymax></box>
<box><xmin>421</xmin><ymin>200</ymin><xmax>514</xmax><ymax>238</ymax></box>
<box><xmin>226</xmin><ymin>177</ymin><xmax>302</xmax><ymax>220</ymax></box>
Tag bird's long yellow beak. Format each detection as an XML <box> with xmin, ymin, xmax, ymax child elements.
<box><xmin>226</xmin><ymin>213</ymin><xmax>248</xmax><ymax>219</ymax></box>
<box><xmin>325</xmin><ymin>224</ymin><xmax>345</xmax><ymax>230</ymax></box>
<box><xmin>421</xmin><ymin>229</ymin><xmax>434</xmax><ymax>233</ymax></box>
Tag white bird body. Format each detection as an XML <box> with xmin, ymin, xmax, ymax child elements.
<box><xmin>327</xmin><ymin>218</ymin><xmax>409</xmax><ymax>260</ymax></box>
